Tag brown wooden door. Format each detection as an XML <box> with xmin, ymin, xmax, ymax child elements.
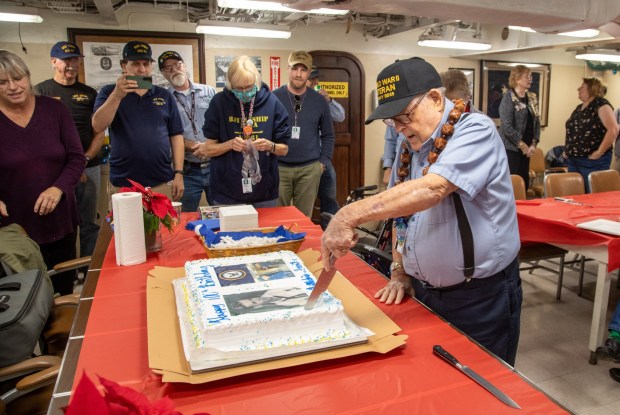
<box><xmin>310</xmin><ymin>51</ymin><xmax>365</xmax><ymax>212</ymax></box>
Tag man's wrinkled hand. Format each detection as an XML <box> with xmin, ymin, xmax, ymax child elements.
<box><xmin>374</xmin><ymin>270</ymin><xmax>412</xmax><ymax>305</ymax></box>
<box><xmin>34</xmin><ymin>187</ymin><xmax>63</xmax><ymax>216</ymax></box>
<box><xmin>320</xmin><ymin>210</ymin><xmax>359</xmax><ymax>269</ymax></box>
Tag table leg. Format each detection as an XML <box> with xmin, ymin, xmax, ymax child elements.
<box><xmin>589</xmin><ymin>261</ymin><xmax>611</xmax><ymax>364</ymax></box>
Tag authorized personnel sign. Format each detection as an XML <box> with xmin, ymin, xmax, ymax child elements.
<box><xmin>319</xmin><ymin>81</ymin><xmax>348</xmax><ymax>98</ymax></box>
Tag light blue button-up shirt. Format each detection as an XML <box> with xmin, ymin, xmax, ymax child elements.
<box><xmin>390</xmin><ymin>99</ymin><xmax>520</xmax><ymax>287</ymax></box>
<box><xmin>170</xmin><ymin>81</ymin><xmax>216</xmax><ymax>164</ymax></box>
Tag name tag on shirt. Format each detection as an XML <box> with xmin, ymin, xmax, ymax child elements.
<box><xmin>291</xmin><ymin>126</ymin><xmax>301</xmax><ymax>139</ymax></box>
<box><xmin>242</xmin><ymin>178</ymin><xmax>252</xmax><ymax>193</ymax></box>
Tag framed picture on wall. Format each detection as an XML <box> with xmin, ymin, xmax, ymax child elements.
<box><xmin>480</xmin><ymin>60</ymin><xmax>551</xmax><ymax>127</ymax></box>
<box><xmin>68</xmin><ymin>28</ymin><xmax>205</xmax><ymax>91</ymax></box>
<box><xmin>448</xmin><ymin>67</ymin><xmax>475</xmax><ymax>107</ymax></box>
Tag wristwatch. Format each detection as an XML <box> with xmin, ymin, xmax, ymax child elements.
<box><xmin>390</xmin><ymin>262</ymin><xmax>403</xmax><ymax>273</ymax></box>
<box><xmin>173</xmin><ymin>169</ymin><xmax>184</xmax><ymax>176</ymax></box>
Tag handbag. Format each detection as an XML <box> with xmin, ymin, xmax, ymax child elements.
<box><xmin>0</xmin><ymin>269</ymin><xmax>54</xmax><ymax>366</ymax></box>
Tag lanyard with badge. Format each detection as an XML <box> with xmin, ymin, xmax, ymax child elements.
<box><xmin>287</xmin><ymin>92</ymin><xmax>305</xmax><ymax>139</ymax></box>
<box><xmin>174</xmin><ymin>90</ymin><xmax>198</xmax><ymax>138</ymax></box>
<box><xmin>240</xmin><ymin>97</ymin><xmax>256</xmax><ymax>193</ymax></box>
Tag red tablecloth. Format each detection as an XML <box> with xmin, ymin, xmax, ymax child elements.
<box><xmin>72</xmin><ymin>207</ymin><xmax>568</xmax><ymax>414</ymax></box>
<box><xmin>516</xmin><ymin>191</ymin><xmax>620</xmax><ymax>271</ymax></box>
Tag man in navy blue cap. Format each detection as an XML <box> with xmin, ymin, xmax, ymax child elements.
<box><xmin>321</xmin><ymin>57</ymin><xmax>522</xmax><ymax>366</ymax></box>
<box><xmin>92</xmin><ymin>40</ymin><xmax>185</xmax><ymax>205</ymax></box>
<box><xmin>35</xmin><ymin>41</ymin><xmax>103</xmax><ymax>259</ymax></box>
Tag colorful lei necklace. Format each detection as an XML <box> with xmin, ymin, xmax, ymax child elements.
<box><xmin>393</xmin><ymin>98</ymin><xmax>466</xmax><ymax>248</ymax></box>
<box><xmin>239</xmin><ymin>98</ymin><xmax>255</xmax><ymax>140</ymax></box>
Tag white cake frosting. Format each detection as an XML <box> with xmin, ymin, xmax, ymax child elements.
<box><xmin>173</xmin><ymin>250</ymin><xmax>371</xmax><ymax>372</ymax></box>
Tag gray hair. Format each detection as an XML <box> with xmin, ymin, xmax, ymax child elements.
<box><xmin>225</xmin><ymin>55</ymin><xmax>261</xmax><ymax>90</ymax></box>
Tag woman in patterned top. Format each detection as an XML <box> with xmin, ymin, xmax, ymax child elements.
<box><xmin>565</xmin><ymin>77</ymin><xmax>618</xmax><ymax>192</ymax></box>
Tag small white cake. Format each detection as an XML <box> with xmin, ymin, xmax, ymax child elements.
<box><xmin>173</xmin><ymin>250</ymin><xmax>371</xmax><ymax>372</ymax></box>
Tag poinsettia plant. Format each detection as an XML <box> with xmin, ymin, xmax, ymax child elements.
<box><xmin>114</xmin><ymin>179</ymin><xmax>178</xmax><ymax>233</ymax></box>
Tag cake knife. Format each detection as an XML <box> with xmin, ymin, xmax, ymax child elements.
<box><xmin>304</xmin><ymin>254</ymin><xmax>337</xmax><ymax>310</ymax></box>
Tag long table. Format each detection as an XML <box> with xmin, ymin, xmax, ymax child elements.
<box><xmin>49</xmin><ymin>207</ymin><xmax>569</xmax><ymax>414</ymax></box>
<box><xmin>516</xmin><ymin>190</ymin><xmax>620</xmax><ymax>363</ymax></box>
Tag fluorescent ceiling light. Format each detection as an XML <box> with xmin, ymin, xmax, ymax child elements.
<box><xmin>196</xmin><ymin>20</ymin><xmax>291</xmax><ymax>39</ymax></box>
<box><xmin>217</xmin><ymin>0</ymin><xmax>348</xmax><ymax>15</ymax></box>
<box><xmin>497</xmin><ymin>62</ymin><xmax>543</xmax><ymax>68</ymax></box>
<box><xmin>575</xmin><ymin>50</ymin><xmax>620</xmax><ymax>63</ymax></box>
<box><xmin>557</xmin><ymin>29</ymin><xmax>600</xmax><ymax>37</ymax></box>
<box><xmin>0</xmin><ymin>6</ymin><xmax>43</xmax><ymax>23</ymax></box>
<box><xmin>509</xmin><ymin>25</ymin><xmax>599</xmax><ymax>38</ymax></box>
<box><xmin>417</xmin><ymin>35</ymin><xmax>491</xmax><ymax>51</ymax></box>
<box><xmin>508</xmin><ymin>25</ymin><xmax>536</xmax><ymax>33</ymax></box>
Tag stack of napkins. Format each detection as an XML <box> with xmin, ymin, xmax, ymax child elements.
<box><xmin>219</xmin><ymin>205</ymin><xmax>258</xmax><ymax>231</ymax></box>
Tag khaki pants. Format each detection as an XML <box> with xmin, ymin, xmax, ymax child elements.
<box><xmin>277</xmin><ymin>162</ymin><xmax>322</xmax><ymax>217</ymax></box>
<box><xmin>107</xmin><ymin>181</ymin><xmax>173</xmax><ymax>213</ymax></box>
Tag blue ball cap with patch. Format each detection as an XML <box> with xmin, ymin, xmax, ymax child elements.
<box><xmin>50</xmin><ymin>41</ymin><xmax>84</xmax><ymax>59</ymax></box>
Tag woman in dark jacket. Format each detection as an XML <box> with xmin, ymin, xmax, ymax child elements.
<box><xmin>199</xmin><ymin>56</ymin><xmax>290</xmax><ymax>207</ymax></box>
<box><xmin>498</xmin><ymin>65</ymin><xmax>541</xmax><ymax>188</ymax></box>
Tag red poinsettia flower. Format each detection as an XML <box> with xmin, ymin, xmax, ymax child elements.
<box><xmin>113</xmin><ymin>179</ymin><xmax>178</xmax><ymax>233</ymax></box>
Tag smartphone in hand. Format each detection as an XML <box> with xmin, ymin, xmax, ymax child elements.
<box><xmin>126</xmin><ymin>75</ymin><xmax>153</xmax><ymax>89</ymax></box>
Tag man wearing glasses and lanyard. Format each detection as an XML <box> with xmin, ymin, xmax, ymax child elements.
<box><xmin>158</xmin><ymin>51</ymin><xmax>216</xmax><ymax>211</ymax></box>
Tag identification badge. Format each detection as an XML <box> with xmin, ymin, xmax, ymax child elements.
<box><xmin>291</xmin><ymin>126</ymin><xmax>301</xmax><ymax>139</ymax></box>
<box><xmin>242</xmin><ymin>178</ymin><xmax>252</xmax><ymax>193</ymax></box>
<box><xmin>395</xmin><ymin>217</ymin><xmax>407</xmax><ymax>254</ymax></box>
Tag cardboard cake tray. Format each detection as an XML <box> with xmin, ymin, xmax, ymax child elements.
<box><xmin>146</xmin><ymin>249</ymin><xmax>407</xmax><ymax>384</ymax></box>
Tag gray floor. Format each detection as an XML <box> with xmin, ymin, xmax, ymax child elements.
<box><xmin>517</xmin><ymin>256</ymin><xmax>620</xmax><ymax>414</ymax></box>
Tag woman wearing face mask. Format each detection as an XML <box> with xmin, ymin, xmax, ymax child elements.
<box><xmin>199</xmin><ymin>55</ymin><xmax>290</xmax><ymax>207</ymax></box>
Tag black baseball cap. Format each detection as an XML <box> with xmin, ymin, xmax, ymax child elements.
<box><xmin>122</xmin><ymin>40</ymin><xmax>155</xmax><ymax>62</ymax></box>
<box><xmin>50</xmin><ymin>41</ymin><xmax>84</xmax><ymax>59</ymax></box>
<box><xmin>158</xmin><ymin>51</ymin><xmax>182</xmax><ymax>70</ymax></box>
<box><xmin>365</xmin><ymin>57</ymin><xmax>442</xmax><ymax>125</ymax></box>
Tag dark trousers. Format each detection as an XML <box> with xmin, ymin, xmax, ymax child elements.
<box><xmin>412</xmin><ymin>256</ymin><xmax>522</xmax><ymax>366</ymax></box>
<box><xmin>39</xmin><ymin>231</ymin><xmax>77</xmax><ymax>296</ymax></box>
<box><xmin>506</xmin><ymin>149</ymin><xmax>531</xmax><ymax>189</ymax></box>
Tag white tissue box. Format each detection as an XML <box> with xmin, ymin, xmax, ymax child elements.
<box><xmin>219</xmin><ymin>205</ymin><xmax>258</xmax><ymax>231</ymax></box>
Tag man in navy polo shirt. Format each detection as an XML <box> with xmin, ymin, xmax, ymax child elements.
<box><xmin>35</xmin><ymin>41</ymin><xmax>103</xmax><ymax>258</ymax></box>
<box><xmin>92</xmin><ymin>40</ymin><xmax>184</xmax><ymax>203</ymax></box>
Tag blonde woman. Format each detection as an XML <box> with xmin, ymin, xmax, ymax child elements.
<box><xmin>195</xmin><ymin>56</ymin><xmax>290</xmax><ymax>207</ymax></box>
<box><xmin>0</xmin><ymin>49</ymin><xmax>84</xmax><ymax>295</ymax></box>
<box><xmin>498</xmin><ymin>65</ymin><xmax>541</xmax><ymax>189</ymax></box>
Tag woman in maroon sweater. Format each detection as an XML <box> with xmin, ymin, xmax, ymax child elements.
<box><xmin>0</xmin><ymin>49</ymin><xmax>85</xmax><ymax>295</ymax></box>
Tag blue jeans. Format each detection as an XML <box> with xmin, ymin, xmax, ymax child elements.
<box><xmin>610</xmin><ymin>301</ymin><xmax>620</xmax><ymax>333</ymax></box>
<box><xmin>181</xmin><ymin>164</ymin><xmax>213</xmax><ymax>212</ymax></box>
<box><xmin>75</xmin><ymin>165</ymin><xmax>101</xmax><ymax>257</ymax></box>
<box><xmin>567</xmin><ymin>152</ymin><xmax>612</xmax><ymax>193</ymax></box>
<box><xmin>412</xmin><ymin>256</ymin><xmax>522</xmax><ymax>366</ymax></box>
<box><xmin>318</xmin><ymin>161</ymin><xmax>340</xmax><ymax>229</ymax></box>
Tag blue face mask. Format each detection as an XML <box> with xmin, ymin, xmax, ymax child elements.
<box><xmin>232</xmin><ymin>85</ymin><xmax>257</xmax><ymax>103</ymax></box>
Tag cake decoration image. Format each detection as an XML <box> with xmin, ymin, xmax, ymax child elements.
<box><xmin>224</xmin><ymin>287</ymin><xmax>308</xmax><ymax>316</ymax></box>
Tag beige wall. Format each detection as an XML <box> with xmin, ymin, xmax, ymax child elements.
<box><xmin>3</xmin><ymin>6</ymin><xmax>618</xmax><ymax>194</ymax></box>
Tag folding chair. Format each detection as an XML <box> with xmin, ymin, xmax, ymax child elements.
<box><xmin>511</xmin><ymin>175</ymin><xmax>568</xmax><ymax>299</ymax></box>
